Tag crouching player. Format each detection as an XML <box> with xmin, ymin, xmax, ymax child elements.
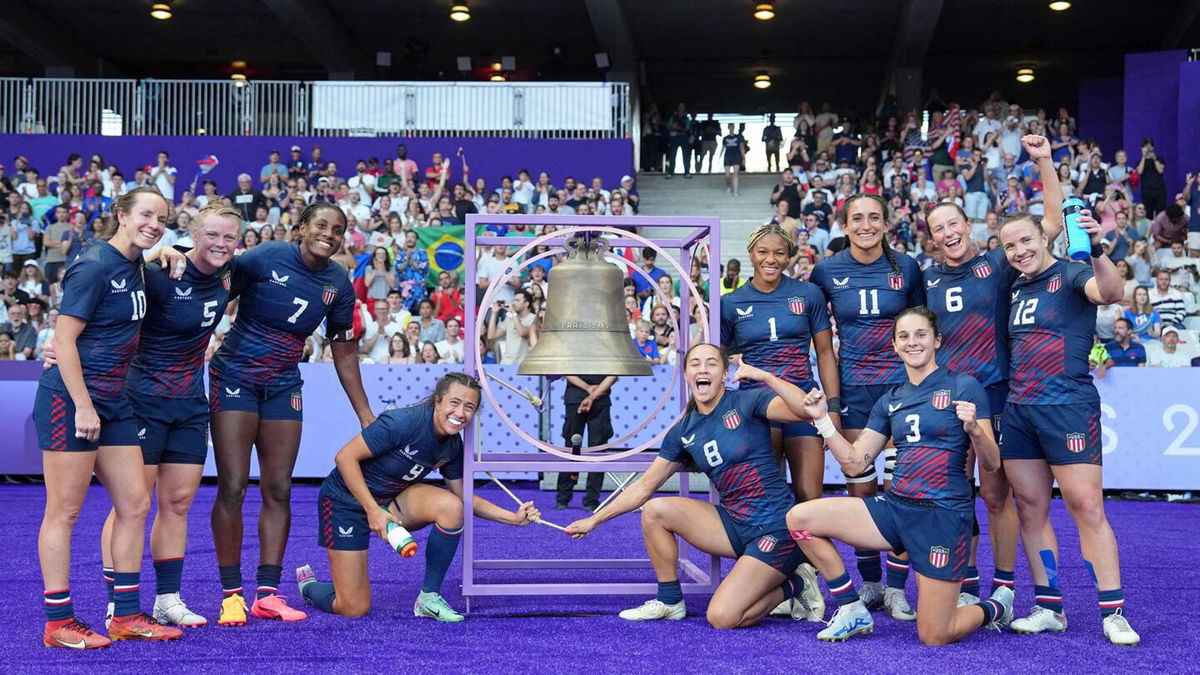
<box><xmin>295</xmin><ymin>373</ymin><xmax>538</xmax><ymax>622</ymax></box>
<box><xmin>786</xmin><ymin>307</ymin><xmax>1013</xmax><ymax>645</ymax></box>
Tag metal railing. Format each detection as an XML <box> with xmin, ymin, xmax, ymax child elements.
<box><xmin>0</xmin><ymin>78</ymin><xmax>629</xmax><ymax>138</ymax></box>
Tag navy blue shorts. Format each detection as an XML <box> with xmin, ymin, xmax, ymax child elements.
<box><xmin>717</xmin><ymin>507</ymin><xmax>806</xmax><ymax>574</ymax></box>
<box><xmin>209</xmin><ymin>372</ymin><xmax>303</xmax><ymax>422</ymax></box>
<box><xmin>33</xmin><ymin>386</ymin><xmax>139</xmax><ymax>452</ymax></box>
<box><xmin>318</xmin><ymin>482</ymin><xmax>374</xmax><ymax>551</ymax></box>
<box><xmin>767</xmin><ymin>379</ymin><xmax>819</xmax><ymax>438</ymax></box>
<box><xmin>985</xmin><ymin>381</ymin><xmax>1009</xmax><ymax>441</ymax></box>
<box><xmin>128</xmin><ymin>391</ymin><xmax>209</xmax><ymax>465</ymax></box>
<box><xmin>841</xmin><ymin>383</ymin><xmax>893</xmax><ymax>430</ymax></box>
<box><xmin>1001</xmin><ymin>402</ymin><xmax>1102</xmax><ymax>466</ymax></box>
<box><xmin>863</xmin><ymin>493</ymin><xmax>972</xmax><ymax>581</ymax></box>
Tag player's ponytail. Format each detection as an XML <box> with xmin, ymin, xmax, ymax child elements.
<box><xmin>682</xmin><ymin>343</ymin><xmax>729</xmax><ymax>415</ymax></box>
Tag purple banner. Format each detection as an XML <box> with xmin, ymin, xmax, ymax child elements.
<box><xmin>1</xmin><ymin>134</ymin><xmax>633</xmax><ymax>196</ymax></box>
<box><xmin>1123</xmin><ymin>50</ymin><xmax>1186</xmax><ymax>196</ymax></box>
<box><xmin>2</xmin><ymin>362</ymin><xmax>1197</xmax><ymax>490</ymax></box>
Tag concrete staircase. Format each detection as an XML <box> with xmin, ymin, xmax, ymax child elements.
<box><xmin>635</xmin><ymin>171</ymin><xmax>780</xmax><ymax>269</ymax></box>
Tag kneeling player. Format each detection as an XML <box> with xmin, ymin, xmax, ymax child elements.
<box><xmin>565</xmin><ymin>344</ymin><xmax>825</xmax><ymax>629</ymax></box>
<box><xmin>786</xmin><ymin>307</ymin><xmax>1012</xmax><ymax>645</ymax></box>
<box><xmin>295</xmin><ymin>373</ymin><xmax>538</xmax><ymax>622</ymax></box>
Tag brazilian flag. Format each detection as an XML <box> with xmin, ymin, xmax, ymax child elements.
<box><xmin>413</xmin><ymin>224</ymin><xmax>490</xmax><ymax>286</ymax></box>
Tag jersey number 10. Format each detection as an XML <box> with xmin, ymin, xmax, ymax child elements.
<box><xmin>129</xmin><ymin>290</ymin><xmax>147</xmax><ymax>321</ymax></box>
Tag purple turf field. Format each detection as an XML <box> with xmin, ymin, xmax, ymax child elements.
<box><xmin>7</xmin><ymin>482</ymin><xmax>1195</xmax><ymax>673</ymax></box>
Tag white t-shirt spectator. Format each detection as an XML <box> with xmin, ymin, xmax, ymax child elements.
<box><xmin>512</xmin><ymin>181</ymin><xmax>535</xmax><ymax>209</ymax></box>
<box><xmin>973</xmin><ymin>117</ymin><xmax>1001</xmax><ymax>144</ymax></box>
<box><xmin>1159</xmin><ymin>252</ymin><xmax>1199</xmax><ymax>289</ymax></box>
<box><xmin>435</xmin><ymin>338</ymin><xmax>465</xmax><ymax>364</ymax></box>
<box><xmin>367</xmin><ymin>316</ymin><xmax>410</xmax><ymax>362</ymax></box>
<box><xmin>478</xmin><ymin>253</ymin><xmax>517</xmax><ymax>304</ymax></box>
<box><xmin>1146</xmin><ymin>341</ymin><xmax>1194</xmax><ymax>367</ymax></box>
<box><xmin>348</xmin><ymin>174</ymin><xmax>376</xmax><ymax>203</ymax></box>
<box><xmin>498</xmin><ymin>313</ymin><xmax>537</xmax><ymax>364</ymax></box>
<box><xmin>151</xmin><ymin>165</ymin><xmax>177</xmax><ymax>201</ymax></box>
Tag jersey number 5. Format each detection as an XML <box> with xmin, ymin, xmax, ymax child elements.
<box><xmin>702</xmin><ymin>440</ymin><xmax>723</xmax><ymax>467</ymax></box>
<box><xmin>1012</xmin><ymin>298</ymin><xmax>1038</xmax><ymax>326</ymax></box>
<box><xmin>201</xmin><ymin>300</ymin><xmax>218</xmax><ymax>328</ymax></box>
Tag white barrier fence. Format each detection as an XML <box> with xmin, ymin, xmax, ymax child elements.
<box><xmin>0</xmin><ymin>78</ymin><xmax>629</xmax><ymax>138</ymax></box>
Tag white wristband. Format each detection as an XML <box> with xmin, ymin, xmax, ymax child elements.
<box><xmin>813</xmin><ymin>415</ymin><xmax>836</xmax><ymax>439</ymax></box>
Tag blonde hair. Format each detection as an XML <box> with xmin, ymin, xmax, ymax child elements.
<box><xmin>635</xmin><ymin>319</ymin><xmax>652</xmax><ymax>332</ymax></box>
<box><xmin>192</xmin><ymin>203</ymin><xmax>242</xmax><ymax>238</ymax></box>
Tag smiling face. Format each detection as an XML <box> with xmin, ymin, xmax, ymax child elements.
<box><xmin>844</xmin><ymin>197</ymin><xmax>887</xmax><ymax>254</ymax></box>
<box><xmin>892</xmin><ymin>311</ymin><xmax>940</xmax><ymax>371</ymax></box>
<box><xmin>117</xmin><ymin>191</ymin><xmax>168</xmax><ymax>250</ymax></box>
<box><xmin>299</xmin><ymin>205</ymin><xmax>346</xmax><ymax>261</ymax></box>
<box><xmin>432</xmin><ymin>383</ymin><xmax>480</xmax><ymax>436</ymax></box>
<box><xmin>685</xmin><ymin>344</ymin><xmax>727</xmax><ymax>409</ymax></box>
<box><xmin>928</xmin><ymin>203</ymin><xmax>975</xmax><ymax>265</ymax></box>
<box><xmin>999</xmin><ymin>217</ymin><xmax>1050</xmax><ymax>277</ymax></box>
<box><xmin>748</xmin><ymin>231</ymin><xmax>790</xmax><ymax>284</ymax></box>
<box><xmin>192</xmin><ymin>212</ymin><xmax>240</xmax><ymax>270</ymax></box>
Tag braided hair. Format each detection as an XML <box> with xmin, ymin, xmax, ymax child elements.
<box><xmin>840</xmin><ymin>193</ymin><xmax>900</xmax><ymax>276</ymax></box>
<box><xmin>746</xmin><ymin>222</ymin><xmax>798</xmax><ymax>258</ymax></box>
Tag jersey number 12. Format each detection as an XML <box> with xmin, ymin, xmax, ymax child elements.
<box><xmin>1012</xmin><ymin>298</ymin><xmax>1038</xmax><ymax>326</ymax></box>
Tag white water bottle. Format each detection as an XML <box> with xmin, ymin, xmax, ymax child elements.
<box><xmin>386</xmin><ymin>521</ymin><xmax>418</xmax><ymax>557</ymax></box>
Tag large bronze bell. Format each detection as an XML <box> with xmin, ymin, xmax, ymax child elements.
<box><xmin>517</xmin><ymin>234</ymin><xmax>653</xmax><ymax>376</ymax></box>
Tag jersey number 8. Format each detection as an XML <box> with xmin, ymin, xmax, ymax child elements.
<box><xmin>703</xmin><ymin>440</ymin><xmax>723</xmax><ymax>467</ymax></box>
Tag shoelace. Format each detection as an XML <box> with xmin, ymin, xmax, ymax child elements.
<box><xmin>1107</xmin><ymin>613</ymin><xmax>1132</xmax><ymax>631</ymax></box>
<box><xmin>822</xmin><ymin>605</ymin><xmax>851</xmax><ymax>628</ymax></box>
<box><xmin>63</xmin><ymin>618</ymin><xmax>95</xmax><ymax>636</ymax></box>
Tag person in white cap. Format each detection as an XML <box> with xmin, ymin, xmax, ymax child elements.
<box><xmin>1147</xmin><ymin>325</ymin><xmax>1193</xmax><ymax>367</ymax></box>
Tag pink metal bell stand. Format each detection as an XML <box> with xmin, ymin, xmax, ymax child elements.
<box><xmin>461</xmin><ymin>213</ymin><xmax>722</xmax><ymax>603</ymax></box>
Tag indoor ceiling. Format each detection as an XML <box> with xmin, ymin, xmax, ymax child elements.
<box><xmin>0</xmin><ymin>0</ymin><xmax>1196</xmax><ymax>114</ymax></box>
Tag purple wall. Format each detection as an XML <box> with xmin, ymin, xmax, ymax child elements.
<box><xmin>1078</xmin><ymin>76</ymin><xmax>1124</xmax><ymax>155</ymax></box>
<box><xmin>1</xmin><ymin>135</ymin><xmax>633</xmax><ymax>196</ymax></box>
<box><xmin>1178</xmin><ymin>61</ymin><xmax>1200</xmax><ymax>191</ymax></box>
<box><xmin>1124</xmin><ymin>50</ymin><xmax>1186</xmax><ymax>197</ymax></box>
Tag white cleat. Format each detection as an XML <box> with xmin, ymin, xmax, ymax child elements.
<box><xmin>817</xmin><ymin>600</ymin><xmax>873</xmax><ymax>641</ymax></box>
<box><xmin>1010</xmin><ymin>605</ymin><xmax>1068</xmax><ymax>634</ymax></box>
<box><xmin>1102</xmin><ymin>609</ymin><xmax>1140</xmax><ymax>646</ymax></box>
<box><xmin>793</xmin><ymin>563</ymin><xmax>825</xmax><ymax>622</ymax></box>
<box><xmin>858</xmin><ymin>581</ymin><xmax>885</xmax><ymax>610</ymax></box>
<box><xmin>985</xmin><ymin>586</ymin><xmax>1014</xmax><ymax>630</ymax></box>
<box><xmin>769</xmin><ymin>599</ymin><xmax>793</xmax><ymax>617</ymax></box>
<box><xmin>104</xmin><ymin>602</ymin><xmax>114</xmax><ymax>632</ymax></box>
<box><xmin>153</xmin><ymin>592</ymin><xmax>208</xmax><ymax>627</ymax></box>
<box><xmin>957</xmin><ymin>592</ymin><xmax>981</xmax><ymax>607</ymax></box>
<box><xmin>618</xmin><ymin>599</ymin><xmax>686</xmax><ymax>621</ymax></box>
<box><xmin>883</xmin><ymin>587</ymin><xmax>916</xmax><ymax>621</ymax></box>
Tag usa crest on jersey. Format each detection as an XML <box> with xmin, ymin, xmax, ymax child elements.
<box><xmin>220</xmin><ymin>269</ymin><xmax>232</xmax><ymax>291</ymax></box>
<box><xmin>322</xmin><ymin>284</ymin><xmax>338</xmax><ymax>306</ymax></box>
<box><xmin>931</xmin><ymin>389</ymin><xmax>951</xmax><ymax>410</ymax></box>
<box><xmin>290</xmin><ymin>391</ymin><xmax>303</xmax><ymax>411</ymax></box>
<box><xmin>1066</xmin><ymin>432</ymin><xmax>1085</xmax><ymax>453</ymax></box>
<box><xmin>723</xmin><ymin>410</ymin><xmax>741</xmax><ymax>430</ymax></box>
<box><xmin>888</xmin><ymin>272</ymin><xmax>905</xmax><ymax>291</ymax></box>
<box><xmin>1047</xmin><ymin>273</ymin><xmax>1062</xmax><ymax>293</ymax></box>
<box><xmin>929</xmin><ymin>545</ymin><xmax>949</xmax><ymax>568</ymax></box>
<box><xmin>972</xmin><ymin>260</ymin><xmax>992</xmax><ymax>278</ymax></box>
<box><xmin>788</xmin><ymin>297</ymin><xmax>805</xmax><ymax>315</ymax></box>
<box><xmin>757</xmin><ymin>534</ymin><xmax>778</xmax><ymax>553</ymax></box>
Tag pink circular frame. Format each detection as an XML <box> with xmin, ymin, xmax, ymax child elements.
<box><xmin>473</xmin><ymin>225</ymin><xmax>710</xmax><ymax>462</ymax></box>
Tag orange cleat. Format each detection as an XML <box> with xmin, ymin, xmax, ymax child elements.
<box><xmin>43</xmin><ymin>618</ymin><xmax>112</xmax><ymax>649</ymax></box>
<box><xmin>108</xmin><ymin>612</ymin><xmax>184</xmax><ymax>641</ymax></box>
<box><xmin>218</xmin><ymin>593</ymin><xmax>248</xmax><ymax>627</ymax></box>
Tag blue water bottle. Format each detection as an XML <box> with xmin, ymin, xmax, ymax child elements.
<box><xmin>1062</xmin><ymin>196</ymin><xmax>1091</xmax><ymax>261</ymax></box>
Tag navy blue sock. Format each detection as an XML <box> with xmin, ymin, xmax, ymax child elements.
<box><xmin>991</xmin><ymin>568</ymin><xmax>1015</xmax><ymax>594</ymax></box>
<box><xmin>219</xmin><ymin>564</ymin><xmax>242</xmax><ymax>597</ymax></box>
<box><xmin>1098</xmin><ymin>588</ymin><xmax>1124</xmax><ymax>617</ymax></box>
<box><xmin>977</xmin><ymin>598</ymin><xmax>1002</xmax><ymax>624</ymax></box>
<box><xmin>112</xmin><ymin>571</ymin><xmax>141</xmax><ymax>617</ymax></box>
<box><xmin>657</xmin><ymin>580</ymin><xmax>683</xmax><ymax>605</ymax></box>
<box><xmin>301</xmin><ymin>581</ymin><xmax>337</xmax><ymax>614</ymax></box>
<box><xmin>780</xmin><ymin>575</ymin><xmax>804</xmax><ymax>601</ymax></box>
<box><xmin>856</xmin><ymin>550</ymin><xmax>882</xmax><ymax>584</ymax></box>
<box><xmin>154</xmin><ymin>557</ymin><xmax>184</xmax><ymax>596</ymax></box>
<box><xmin>43</xmin><ymin>588</ymin><xmax>73</xmax><ymax>622</ymax></box>
<box><xmin>885</xmin><ymin>554</ymin><xmax>909</xmax><ymax>590</ymax></box>
<box><xmin>103</xmin><ymin>566</ymin><xmax>115</xmax><ymax>604</ymax></box>
<box><xmin>827</xmin><ymin>573</ymin><xmax>859</xmax><ymax>607</ymax></box>
<box><xmin>422</xmin><ymin>524</ymin><xmax>463</xmax><ymax>593</ymax></box>
<box><xmin>256</xmin><ymin>564</ymin><xmax>283</xmax><ymax>600</ymax></box>
<box><xmin>962</xmin><ymin>565</ymin><xmax>981</xmax><ymax>597</ymax></box>
<box><xmin>1035</xmin><ymin>584</ymin><xmax>1063</xmax><ymax>613</ymax></box>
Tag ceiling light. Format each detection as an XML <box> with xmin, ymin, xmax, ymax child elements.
<box><xmin>491</xmin><ymin>61</ymin><xmax>503</xmax><ymax>72</ymax></box>
<box><xmin>754</xmin><ymin>72</ymin><xmax>771</xmax><ymax>89</ymax></box>
<box><xmin>150</xmin><ymin>2</ymin><xmax>172</xmax><ymax>20</ymax></box>
<box><xmin>450</xmin><ymin>4</ymin><xmax>470</xmax><ymax>21</ymax></box>
<box><xmin>231</xmin><ymin>73</ymin><xmax>247</xmax><ymax>81</ymax></box>
<box><xmin>490</xmin><ymin>73</ymin><xmax>506</xmax><ymax>82</ymax></box>
<box><xmin>1016</xmin><ymin>67</ymin><xmax>1035</xmax><ymax>83</ymax></box>
<box><xmin>1048</xmin><ymin>1</ymin><xmax>1071</xmax><ymax>10</ymax></box>
<box><xmin>231</xmin><ymin>60</ymin><xmax>247</xmax><ymax>69</ymax></box>
<box><xmin>754</xmin><ymin>3</ymin><xmax>775</xmax><ymax>20</ymax></box>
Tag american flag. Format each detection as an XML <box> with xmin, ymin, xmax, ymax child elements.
<box><xmin>723</xmin><ymin>410</ymin><xmax>741</xmax><ymax>430</ymax></box>
<box><xmin>932</xmin><ymin>389</ymin><xmax>951</xmax><ymax>410</ymax></box>
<box><xmin>929</xmin><ymin>545</ymin><xmax>949</xmax><ymax>569</ymax></box>
<box><xmin>1066</xmin><ymin>432</ymin><xmax>1085</xmax><ymax>453</ymax></box>
<box><xmin>972</xmin><ymin>260</ymin><xmax>992</xmax><ymax>278</ymax></box>
<box><xmin>758</xmin><ymin>535</ymin><xmax>778</xmax><ymax>554</ymax></box>
<box><xmin>788</xmin><ymin>297</ymin><xmax>804</xmax><ymax>315</ymax></box>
